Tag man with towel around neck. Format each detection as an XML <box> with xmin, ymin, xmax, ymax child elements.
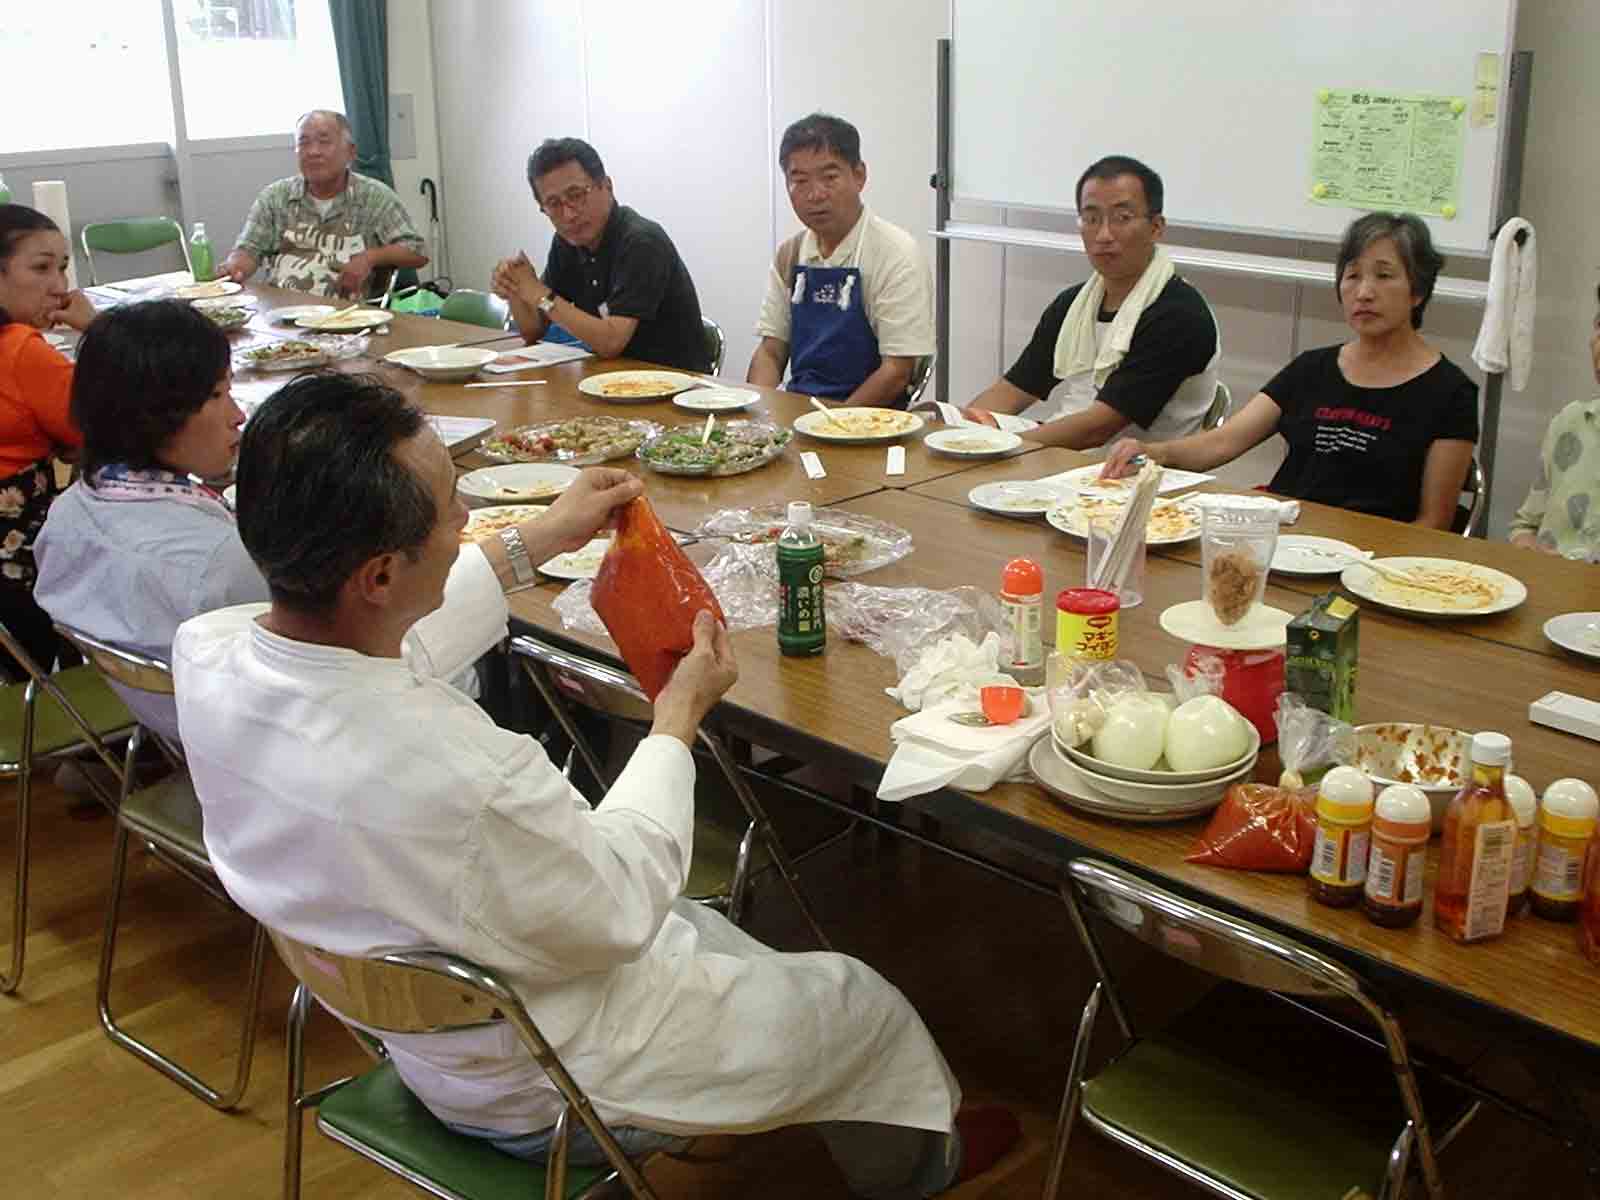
<box><xmin>963</xmin><ymin>155</ymin><xmax>1219</xmax><ymax>449</ymax></box>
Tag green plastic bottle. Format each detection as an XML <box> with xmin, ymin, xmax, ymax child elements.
<box><xmin>189</xmin><ymin>221</ymin><xmax>216</xmax><ymax>282</ymax></box>
<box><xmin>777</xmin><ymin>501</ymin><xmax>825</xmax><ymax>657</ymax></box>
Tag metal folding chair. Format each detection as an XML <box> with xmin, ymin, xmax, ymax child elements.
<box><xmin>272</xmin><ymin>931</ymin><xmax>659</xmax><ymax>1200</ymax></box>
<box><xmin>440</xmin><ymin>288</ymin><xmax>513</xmax><ymax>331</ymax></box>
<box><xmin>53</xmin><ymin>622</ymin><xmax>268</xmax><ymax>1110</ymax></box>
<box><xmin>80</xmin><ymin>216</ymin><xmax>192</xmax><ymax>285</ymax></box>
<box><xmin>1046</xmin><ymin>858</ymin><xmax>1477</xmax><ymax>1200</ymax></box>
<box><xmin>508</xmin><ymin>634</ymin><xmax>831</xmax><ymax>948</ymax></box>
<box><xmin>0</xmin><ymin>622</ymin><xmax>132</xmax><ymax>994</ymax></box>
<box><xmin>1456</xmin><ymin>456</ymin><xmax>1487</xmax><ymax>538</ymax></box>
<box><xmin>1203</xmin><ymin>380</ymin><xmax>1232</xmax><ymax>431</ymax></box>
<box><xmin>905</xmin><ymin>352</ymin><xmax>936</xmax><ymax>409</ymax></box>
<box><xmin>701</xmin><ymin>315</ymin><xmax>726</xmax><ymax>375</ymax></box>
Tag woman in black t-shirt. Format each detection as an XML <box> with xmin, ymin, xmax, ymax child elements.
<box><xmin>1101</xmin><ymin>213</ymin><xmax>1478</xmax><ymax>527</ymax></box>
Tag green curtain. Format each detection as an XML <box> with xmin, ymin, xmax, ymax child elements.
<box><xmin>330</xmin><ymin>0</ymin><xmax>394</xmax><ymax>188</ymax></box>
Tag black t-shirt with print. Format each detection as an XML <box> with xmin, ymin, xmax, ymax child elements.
<box><xmin>1002</xmin><ymin>275</ymin><xmax>1216</xmax><ymax>427</ymax></box>
<box><xmin>1264</xmin><ymin>346</ymin><xmax>1479</xmax><ymax>522</ymax></box>
<box><xmin>544</xmin><ymin>204</ymin><xmax>710</xmax><ymax>372</ymax></box>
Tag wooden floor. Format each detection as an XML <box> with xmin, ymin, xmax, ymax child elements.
<box><xmin>1</xmin><ymin>768</ymin><xmax>1592</xmax><ymax>1198</ymax></box>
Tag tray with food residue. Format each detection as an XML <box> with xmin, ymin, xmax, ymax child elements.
<box><xmin>691</xmin><ymin>505</ymin><xmax>912</xmax><ymax>577</ymax></box>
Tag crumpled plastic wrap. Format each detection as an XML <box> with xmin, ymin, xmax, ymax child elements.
<box><xmin>884</xmin><ymin>632</ymin><xmax>1011</xmax><ymax>712</ymax></box>
<box><xmin>1045</xmin><ymin>657</ymin><xmax>1150</xmax><ymax>749</ymax></box>
<box><xmin>1167</xmin><ymin>655</ymin><xmax>1224</xmax><ymax>704</ymax></box>
<box><xmin>693</xmin><ymin>504</ymin><xmax>913</xmax><ymax>577</ymax></box>
<box><xmin>1275</xmin><ymin>693</ymin><xmax>1355</xmax><ymax>788</ymax></box>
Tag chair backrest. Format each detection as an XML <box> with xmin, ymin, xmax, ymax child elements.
<box><xmin>1066</xmin><ymin>858</ymin><xmax>1373</xmax><ymax>1007</ymax></box>
<box><xmin>52</xmin><ymin>623</ymin><xmax>174</xmax><ymax>696</ymax></box>
<box><xmin>1455</xmin><ymin>455</ymin><xmax>1486</xmax><ymax>538</ymax></box>
<box><xmin>1203</xmin><ymin>380</ymin><xmax>1232</xmax><ymax>431</ymax></box>
<box><xmin>906</xmin><ymin>352</ymin><xmax>935</xmax><ymax>409</ymax></box>
<box><xmin>701</xmin><ymin>315</ymin><xmax>726</xmax><ymax>375</ymax></box>
<box><xmin>510</xmin><ymin>635</ymin><xmax>654</xmax><ymax>725</ymax></box>
<box><xmin>80</xmin><ymin>217</ymin><xmax>191</xmax><ymax>285</ymax></box>
<box><xmin>440</xmin><ymin>287</ymin><xmax>512</xmax><ymax>330</ymax></box>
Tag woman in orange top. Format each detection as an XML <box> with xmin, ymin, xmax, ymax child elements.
<box><xmin>0</xmin><ymin>204</ymin><xmax>95</xmax><ymax>679</ymax></box>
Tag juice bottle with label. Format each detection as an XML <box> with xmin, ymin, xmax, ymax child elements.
<box><xmin>1309</xmin><ymin>765</ymin><xmax>1374</xmax><ymax>908</ymax></box>
<box><xmin>1362</xmin><ymin>783</ymin><xmax>1430</xmax><ymax>928</ymax></box>
<box><xmin>1434</xmin><ymin>732</ymin><xmax>1516</xmax><ymax>943</ymax></box>
<box><xmin>1529</xmin><ymin>778</ymin><xmax>1598</xmax><ymax>921</ymax></box>
<box><xmin>189</xmin><ymin>221</ymin><xmax>216</xmax><ymax>283</ymax></box>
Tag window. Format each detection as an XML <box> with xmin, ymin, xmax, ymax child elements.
<box><xmin>176</xmin><ymin>0</ymin><xmax>344</xmax><ymax>141</ymax></box>
<box><xmin>2</xmin><ymin>2</ymin><xmax>174</xmax><ymax>153</ymax></box>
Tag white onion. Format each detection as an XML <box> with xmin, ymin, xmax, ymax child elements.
<box><xmin>1165</xmin><ymin>695</ymin><xmax>1250</xmax><ymax>771</ymax></box>
<box><xmin>1092</xmin><ymin>695</ymin><xmax>1170</xmax><ymax>770</ymax></box>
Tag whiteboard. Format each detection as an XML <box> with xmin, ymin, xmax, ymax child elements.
<box><xmin>951</xmin><ymin>0</ymin><xmax>1518</xmax><ymax>255</ymax></box>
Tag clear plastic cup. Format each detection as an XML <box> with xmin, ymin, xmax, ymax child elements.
<box><xmin>1086</xmin><ymin>514</ymin><xmax>1144</xmax><ymax>608</ymax></box>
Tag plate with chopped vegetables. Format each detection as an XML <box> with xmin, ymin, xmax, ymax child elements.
<box><xmin>638</xmin><ymin>421</ymin><xmax>792</xmax><ymax>476</ymax></box>
<box><xmin>480</xmin><ymin>416</ymin><xmax>663</xmax><ymax>465</ymax></box>
<box><xmin>198</xmin><ymin>304</ymin><xmax>253</xmax><ymax>331</ymax></box>
<box><xmin>237</xmin><ymin>339</ymin><xmax>329</xmax><ymax>371</ymax></box>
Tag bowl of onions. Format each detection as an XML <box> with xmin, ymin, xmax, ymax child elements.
<box><xmin>1059</xmin><ymin>692</ymin><xmax>1260</xmax><ymax>786</ymax></box>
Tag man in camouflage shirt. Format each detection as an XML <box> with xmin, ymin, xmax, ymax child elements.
<box><xmin>222</xmin><ymin>111</ymin><xmax>427</xmax><ymax>298</ymax></box>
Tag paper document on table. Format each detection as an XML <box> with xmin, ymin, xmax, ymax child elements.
<box><xmin>990</xmin><ymin>412</ymin><xmax>1040</xmax><ymax>434</ymax></box>
<box><xmin>426</xmin><ymin>415</ymin><xmax>497</xmax><ymax>452</ymax></box>
<box><xmin>1309</xmin><ymin>89</ymin><xmax>1466</xmax><ymax>217</ymax></box>
<box><xmin>483</xmin><ymin>344</ymin><xmax>593</xmax><ymax>373</ymax></box>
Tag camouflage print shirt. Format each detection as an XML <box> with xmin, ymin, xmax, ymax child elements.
<box><xmin>233</xmin><ymin>171</ymin><xmax>423</xmax><ymax>297</ymax></box>
<box><xmin>1509</xmin><ymin>396</ymin><xmax>1600</xmax><ymax>561</ymax></box>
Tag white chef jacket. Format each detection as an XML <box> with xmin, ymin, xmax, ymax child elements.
<box><xmin>172</xmin><ymin>549</ymin><xmax>959</xmax><ymax>1138</ymax></box>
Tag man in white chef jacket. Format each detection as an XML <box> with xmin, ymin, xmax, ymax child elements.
<box><xmin>173</xmin><ymin>373</ymin><xmax>1011</xmax><ymax>1195</ymax></box>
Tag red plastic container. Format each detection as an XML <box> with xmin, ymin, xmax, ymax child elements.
<box><xmin>1183</xmin><ymin>644</ymin><xmax>1285</xmax><ymax>745</ymax></box>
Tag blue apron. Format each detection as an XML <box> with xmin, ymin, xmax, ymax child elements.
<box><xmin>786</xmin><ymin>234</ymin><xmax>881</xmax><ymax>400</ymax></box>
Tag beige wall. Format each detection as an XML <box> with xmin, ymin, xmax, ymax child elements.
<box><xmin>387</xmin><ymin>0</ymin><xmax>442</xmax><ymax>267</ymax></box>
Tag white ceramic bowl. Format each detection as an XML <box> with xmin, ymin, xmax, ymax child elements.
<box><xmin>384</xmin><ymin>346</ymin><xmax>499</xmax><ymax>382</ymax></box>
<box><xmin>1064</xmin><ymin>747</ymin><xmax>1258</xmax><ymax>809</ymax></box>
<box><xmin>1353</xmin><ymin>722</ymin><xmax>1469</xmax><ymax>832</ymax></box>
<box><xmin>1057</xmin><ymin>720</ymin><xmax>1260</xmax><ymax>785</ymax></box>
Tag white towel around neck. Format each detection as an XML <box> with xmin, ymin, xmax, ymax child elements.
<box><xmin>1053</xmin><ymin>245</ymin><xmax>1176</xmax><ymax>386</ymax></box>
<box><xmin>1470</xmin><ymin>217</ymin><xmax>1536</xmax><ymax>392</ymax></box>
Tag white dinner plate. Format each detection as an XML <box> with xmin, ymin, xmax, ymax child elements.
<box><xmin>1340</xmin><ymin>556</ymin><xmax>1527</xmax><ymax>619</ymax></box>
<box><xmin>672</xmin><ymin>386</ymin><xmax>761</xmax><ymax>412</ymax></box>
<box><xmin>792</xmin><ymin>407</ymin><xmax>925</xmax><ymax>443</ymax></box>
<box><xmin>1046</xmin><ymin>496</ymin><xmax>1203</xmax><ymax>545</ymax></box>
<box><xmin>457</xmin><ymin>463</ymin><xmax>580</xmax><ymax>504</ymax></box>
<box><xmin>967</xmin><ymin>480</ymin><xmax>1072</xmax><ymax>517</ymax></box>
<box><xmin>191</xmin><ymin>294</ymin><xmax>256</xmax><ymax>312</ymax></box>
<box><xmin>460</xmin><ymin>505</ymin><xmax>549</xmax><ymax>545</ymax></box>
<box><xmin>270</xmin><ymin>304</ymin><xmax>336</xmax><ymax>325</ymax></box>
<box><xmin>1045</xmin><ymin>463</ymin><xmax>1214</xmax><ymax>496</ymax></box>
<box><xmin>1271</xmin><ymin>534</ymin><xmax>1366</xmax><ymax>576</ymax></box>
<box><xmin>578</xmin><ymin>370</ymin><xmax>700</xmax><ymax>402</ymax></box>
<box><xmin>1028</xmin><ymin>740</ymin><xmax>1225</xmax><ymax>823</ymax></box>
<box><xmin>384</xmin><ymin>345</ymin><xmax>499</xmax><ymax>381</ymax></box>
<box><xmin>1543</xmin><ymin>612</ymin><xmax>1600</xmax><ymax>660</ymax></box>
<box><xmin>537</xmin><ymin>537</ymin><xmax>612</xmax><ymax>580</ymax></box>
<box><xmin>923</xmin><ymin>428</ymin><xmax>1023</xmax><ymax>457</ymax></box>
<box><xmin>172</xmin><ymin>279</ymin><xmax>242</xmax><ymax>300</ymax></box>
<box><xmin>295</xmin><ymin>308</ymin><xmax>395</xmax><ymax>332</ymax></box>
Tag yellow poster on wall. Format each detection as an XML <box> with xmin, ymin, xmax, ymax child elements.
<box><xmin>1309</xmin><ymin>89</ymin><xmax>1466</xmax><ymax>217</ymax></box>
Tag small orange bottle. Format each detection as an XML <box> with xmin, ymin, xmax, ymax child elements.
<box><xmin>1504</xmin><ymin>773</ymin><xmax>1538</xmax><ymax>919</ymax></box>
<box><xmin>1000</xmin><ymin>558</ymin><xmax>1045</xmax><ymax>685</ymax></box>
<box><xmin>1579</xmin><ymin>836</ymin><xmax>1600</xmax><ymax>964</ymax></box>
<box><xmin>1309</xmin><ymin>766</ymin><xmax>1374</xmax><ymax>908</ymax></box>
<box><xmin>1434</xmin><ymin>732</ymin><xmax>1516</xmax><ymax>944</ymax></box>
<box><xmin>1362</xmin><ymin>784</ymin><xmax>1431</xmax><ymax>928</ymax></box>
<box><xmin>1530</xmin><ymin>778</ymin><xmax>1599</xmax><ymax>922</ymax></box>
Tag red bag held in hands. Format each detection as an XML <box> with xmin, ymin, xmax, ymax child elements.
<box><xmin>590</xmin><ymin>497</ymin><xmax>725</xmax><ymax>700</ymax></box>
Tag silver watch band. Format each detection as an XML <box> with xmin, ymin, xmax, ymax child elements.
<box><xmin>538</xmin><ymin>294</ymin><xmax>558</xmax><ymax>316</ymax></box>
<box><xmin>498</xmin><ymin>525</ymin><xmax>536</xmax><ymax>585</ymax></box>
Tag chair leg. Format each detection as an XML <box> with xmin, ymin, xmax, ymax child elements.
<box><xmin>547</xmin><ymin>1106</ymin><xmax>572</xmax><ymax>1200</ymax></box>
<box><xmin>284</xmin><ymin>983</ymin><xmax>312</xmax><ymax>1200</ymax></box>
<box><xmin>1378</xmin><ymin>1120</ymin><xmax>1415</xmax><ymax>1200</ymax></box>
<box><xmin>97</xmin><ymin>820</ymin><xmax>268</xmax><ymax>1109</ymax></box>
<box><xmin>726</xmin><ymin>823</ymin><xmax>757</xmax><ymax>927</ymax></box>
<box><xmin>0</xmin><ymin>764</ymin><xmax>31</xmax><ymax>995</ymax></box>
<box><xmin>1041</xmin><ymin>981</ymin><xmax>1102</xmax><ymax>1200</ymax></box>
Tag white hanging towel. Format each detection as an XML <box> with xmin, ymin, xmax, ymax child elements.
<box><xmin>1471</xmin><ymin>218</ymin><xmax>1535</xmax><ymax>392</ymax></box>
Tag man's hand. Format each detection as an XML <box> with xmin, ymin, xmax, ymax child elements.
<box><xmin>961</xmin><ymin>407</ymin><xmax>1000</xmax><ymax>428</ymax></box>
<box><xmin>522</xmin><ymin>467</ymin><xmax>642</xmax><ymax>558</ymax></box>
<box><xmin>651</xmin><ymin>610</ymin><xmax>739</xmax><ymax>746</ymax></box>
<box><xmin>1510</xmin><ymin>531</ymin><xmax>1560</xmax><ymax>556</ymax></box>
<box><xmin>220</xmin><ymin>249</ymin><xmax>257</xmax><ymax>285</ymax></box>
<box><xmin>337</xmin><ymin>250</ymin><xmax>376</xmax><ymax>299</ymax></box>
<box><xmin>491</xmin><ymin>252</ymin><xmax>548</xmax><ymax>308</ymax></box>
<box><xmin>47</xmin><ymin>291</ymin><xmax>96</xmax><ymax>333</ymax></box>
<box><xmin>1099</xmin><ymin>437</ymin><xmax>1149</xmax><ymax>479</ymax></box>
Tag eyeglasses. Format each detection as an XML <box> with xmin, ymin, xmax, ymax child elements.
<box><xmin>1079</xmin><ymin>210</ymin><xmax>1151</xmax><ymax>231</ymax></box>
<box><xmin>786</xmin><ymin>171</ymin><xmax>848</xmax><ymax>196</ymax></box>
<box><xmin>539</xmin><ymin>182</ymin><xmax>600</xmax><ymax>216</ymax></box>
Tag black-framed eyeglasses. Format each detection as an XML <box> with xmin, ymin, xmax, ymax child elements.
<box><xmin>1079</xmin><ymin>210</ymin><xmax>1151</xmax><ymax>231</ymax></box>
<box><xmin>539</xmin><ymin>182</ymin><xmax>600</xmax><ymax>216</ymax></box>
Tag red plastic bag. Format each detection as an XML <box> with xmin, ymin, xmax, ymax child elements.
<box><xmin>1186</xmin><ymin>784</ymin><xmax>1318</xmax><ymax>873</ymax></box>
<box><xmin>591</xmin><ymin>497</ymin><xmax>725</xmax><ymax>700</ymax></box>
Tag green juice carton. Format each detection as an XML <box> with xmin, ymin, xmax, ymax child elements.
<box><xmin>1285</xmin><ymin>592</ymin><xmax>1359</xmax><ymax>721</ymax></box>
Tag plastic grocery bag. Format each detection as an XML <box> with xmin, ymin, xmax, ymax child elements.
<box><xmin>590</xmin><ymin>497</ymin><xmax>725</xmax><ymax>699</ymax></box>
<box><xmin>1275</xmin><ymin>693</ymin><xmax>1355</xmax><ymax>788</ymax></box>
<box><xmin>1186</xmin><ymin>783</ymin><xmax>1319</xmax><ymax>872</ymax></box>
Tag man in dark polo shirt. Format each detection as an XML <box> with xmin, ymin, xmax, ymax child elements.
<box><xmin>492</xmin><ymin>138</ymin><xmax>710</xmax><ymax>372</ymax></box>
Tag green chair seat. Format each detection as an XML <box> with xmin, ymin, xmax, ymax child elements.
<box><xmin>1081</xmin><ymin>986</ymin><xmax>1465</xmax><ymax>1200</ymax></box>
<box><xmin>439</xmin><ymin>289</ymin><xmax>511</xmax><ymax>330</ymax></box>
<box><xmin>119</xmin><ymin>773</ymin><xmax>206</xmax><ymax>862</ymax></box>
<box><xmin>0</xmin><ymin>664</ymin><xmax>134</xmax><ymax>768</ymax></box>
<box><xmin>318</xmin><ymin>1061</ymin><xmax>608</xmax><ymax>1200</ymax></box>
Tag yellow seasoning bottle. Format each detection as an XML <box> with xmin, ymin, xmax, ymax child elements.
<box><xmin>1529</xmin><ymin>778</ymin><xmax>1599</xmax><ymax>922</ymax></box>
<box><xmin>1362</xmin><ymin>784</ymin><xmax>1430</xmax><ymax>928</ymax></box>
<box><xmin>1434</xmin><ymin>731</ymin><xmax>1516</xmax><ymax>944</ymax></box>
<box><xmin>1310</xmin><ymin>765</ymin><xmax>1374</xmax><ymax>908</ymax></box>
<box><xmin>1503</xmin><ymin>773</ymin><xmax>1538</xmax><ymax>918</ymax></box>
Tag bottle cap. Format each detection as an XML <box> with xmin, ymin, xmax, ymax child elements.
<box><xmin>1504</xmin><ymin>774</ymin><xmax>1537</xmax><ymax>827</ymax></box>
<box><xmin>1317</xmin><ymin>765</ymin><xmax>1374</xmax><ymax>821</ymax></box>
<box><xmin>1469</xmin><ymin>731</ymin><xmax>1511</xmax><ymax>766</ymax></box>
<box><xmin>1002</xmin><ymin>557</ymin><xmax>1042</xmax><ymax>595</ymax></box>
<box><xmin>1056</xmin><ymin>587</ymin><xmax>1119</xmax><ymax>615</ymax></box>
<box><xmin>1374</xmin><ymin>783</ymin><xmax>1432</xmax><ymax>826</ymax></box>
<box><xmin>1541</xmin><ymin>779</ymin><xmax>1599</xmax><ymax>834</ymax></box>
<box><xmin>786</xmin><ymin>501</ymin><xmax>812</xmax><ymax>528</ymax></box>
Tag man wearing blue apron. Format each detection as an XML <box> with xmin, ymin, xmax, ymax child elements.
<box><xmin>750</xmin><ymin>113</ymin><xmax>933</xmax><ymax>409</ymax></box>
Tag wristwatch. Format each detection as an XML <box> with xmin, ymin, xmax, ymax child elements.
<box><xmin>498</xmin><ymin>526</ymin><xmax>536</xmax><ymax>585</ymax></box>
<box><xmin>537</xmin><ymin>293</ymin><xmax>558</xmax><ymax>316</ymax></box>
